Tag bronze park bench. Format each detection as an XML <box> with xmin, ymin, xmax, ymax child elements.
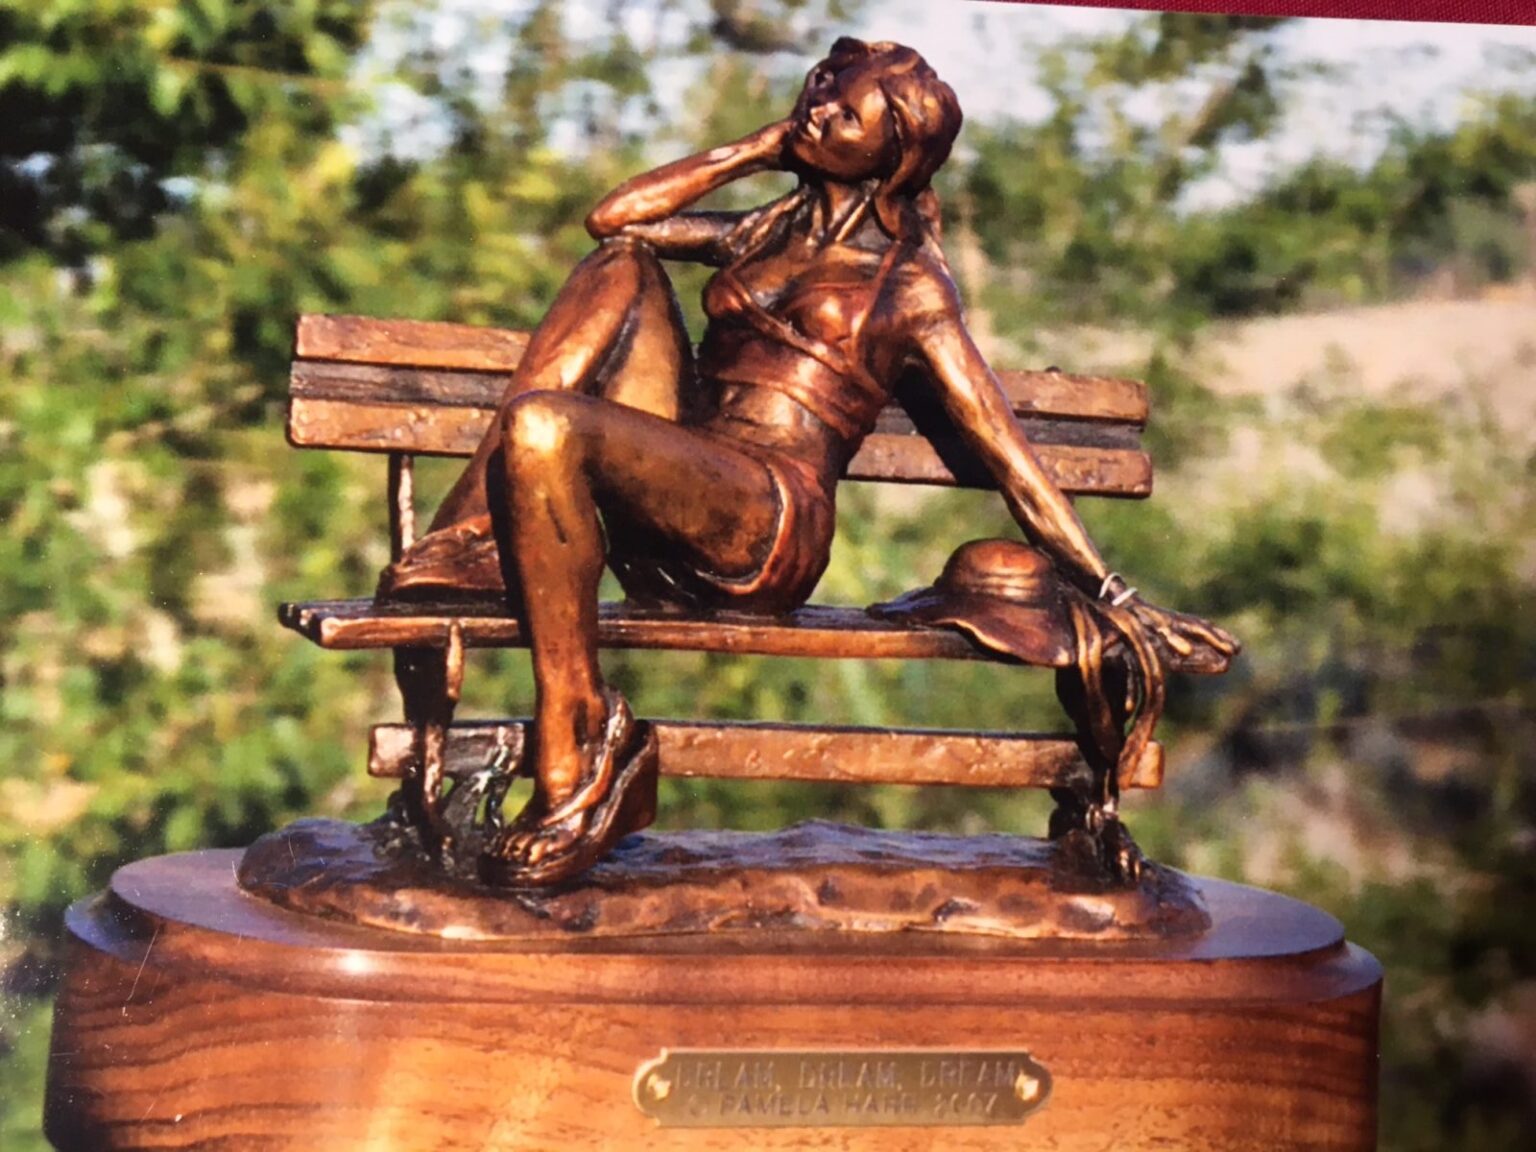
<box><xmin>279</xmin><ymin>313</ymin><xmax>1210</xmax><ymax>846</ymax></box>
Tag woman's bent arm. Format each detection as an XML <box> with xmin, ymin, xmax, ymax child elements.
<box><xmin>601</xmin><ymin>212</ymin><xmax>755</xmax><ymax>266</ymax></box>
<box><xmin>585</xmin><ymin>121</ymin><xmax>792</xmax><ymax>261</ymax></box>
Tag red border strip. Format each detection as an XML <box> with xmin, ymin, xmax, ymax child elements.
<box><xmin>987</xmin><ymin>1</ymin><xmax>1536</xmax><ymax>26</ymax></box>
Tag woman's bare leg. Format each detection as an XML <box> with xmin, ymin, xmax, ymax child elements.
<box><xmin>428</xmin><ymin>239</ymin><xmax>696</xmax><ymax>532</ymax></box>
<box><xmin>383</xmin><ymin>240</ymin><xmax>696</xmax><ymax>851</ymax></box>
<box><xmin>491</xmin><ymin>391</ymin><xmax>782</xmax><ymax>863</ymax></box>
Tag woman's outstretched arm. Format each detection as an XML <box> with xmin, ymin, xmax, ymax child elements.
<box><xmin>585</xmin><ymin>121</ymin><xmax>792</xmax><ymax>263</ymax></box>
<box><xmin>895</xmin><ymin>261</ymin><xmax>1111</xmax><ymax>593</ymax></box>
<box><xmin>895</xmin><ymin>259</ymin><xmax>1239</xmax><ymax>662</ymax></box>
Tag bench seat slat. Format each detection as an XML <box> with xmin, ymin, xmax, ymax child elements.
<box><xmin>280</xmin><ymin>599</ymin><xmax>1026</xmax><ymax>661</ymax></box>
<box><xmin>366</xmin><ymin>719</ymin><xmax>1164</xmax><ymax>790</ymax></box>
<box><xmin>279</xmin><ymin>598</ymin><xmax>1227</xmax><ymax>674</ymax></box>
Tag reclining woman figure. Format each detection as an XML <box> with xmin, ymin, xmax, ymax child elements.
<box><xmin>380</xmin><ymin>37</ymin><xmax>1237</xmax><ymax>885</ymax></box>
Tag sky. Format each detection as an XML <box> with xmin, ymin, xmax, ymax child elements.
<box><xmin>362</xmin><ymin>0</ymin><xmax>1536</xmax><ymax>208</ymax></box>
<box><xmin>846</xmin><ymin>2</ymin><xmax>1536</xmax><ymax>206</ymax></box>
<box><xmin>849</xmin><ymin>2</ymin><xmax>1536</xmax><ymax>122</ymax></box>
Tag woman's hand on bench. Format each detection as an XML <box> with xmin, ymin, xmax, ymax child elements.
<box><xmin>1123</xmin><ymin>595</ymin><xmax>1241</xmax><ymax>671</ymax></box>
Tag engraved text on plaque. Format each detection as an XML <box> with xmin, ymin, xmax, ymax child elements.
<box><xmin>633</xmin><ymin>1049</ymin><xmax>1052</xmax><ymax>1128</ymax></box>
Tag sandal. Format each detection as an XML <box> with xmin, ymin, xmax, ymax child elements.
<box><xmin>376</xmin><ymin>514</ymin><xmax>511</xmax><ymax>604</ymax></box>
<box><xmin>481</xmin><ymin>688</ymin><xmax>659</xmax><ymax>887</ymax></box>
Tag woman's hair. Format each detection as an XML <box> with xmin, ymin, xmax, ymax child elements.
<box><xmin>815</xmin><ymin>37</ymin><xmax>963</xmax><ymax>246</ymax></box>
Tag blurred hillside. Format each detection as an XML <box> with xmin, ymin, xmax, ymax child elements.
<box><xmin>1047</xmin><ymin>293</ymin><xmax>1536</xmax><ymax>443</ymax></box>
<box><xmin>2</xmin><ymin>4</ymin><xmax>1534</xmax><ymax>1150</ymax></box>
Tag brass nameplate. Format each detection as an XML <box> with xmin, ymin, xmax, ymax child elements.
<box><xmin>633</xmin><ymin>1049</ymin><xmax>1051</xmax><ymax>1129</ymax></box>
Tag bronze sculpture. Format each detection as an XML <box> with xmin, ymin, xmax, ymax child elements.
<box><xmin>49</xmin><ymin>41</ymin><xmax>1388</xmax><ymax>1152</ymax></box>
<box><xmin>374</xmin><ymin>37</ymin><xmax>1237</xmax><ymax>887</ymax></box>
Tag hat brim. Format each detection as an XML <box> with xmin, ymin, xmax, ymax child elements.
<box><xmin>869</xmin><ymin>588</ymin><xmax>1076</xmax><ymax>668</ymax></box>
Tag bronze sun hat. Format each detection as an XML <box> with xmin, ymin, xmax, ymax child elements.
<box><xmin>869</xmin><ymin>538</ymin><xmax>1077</xmax><ymax>667</ymax></box>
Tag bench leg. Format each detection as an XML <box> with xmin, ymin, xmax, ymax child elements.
<box><xmin>1051</xmin><ymin>662</ymin><xmax>1144</xmax><ymax>884</ymax></box>
<box><xmin>393</xmin><ymin>624</ymin><xmax>465</xmax><ymax>854</ymax></box>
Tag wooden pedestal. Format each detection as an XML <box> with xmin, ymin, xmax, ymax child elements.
<box><xmin>45</xmin><ymin>850</ymin><xmax>1380</xmax><ymax>1151</ymax></box>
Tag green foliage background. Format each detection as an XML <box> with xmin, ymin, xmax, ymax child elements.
<box><xmin>2</xmin><ymin>3</ymin><xmax>1533</xmax><ymax>1148</ymax></box>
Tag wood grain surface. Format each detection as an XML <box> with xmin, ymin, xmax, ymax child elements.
<box><xmin>288</xmin><ymin>359</ymin><xmax>1147</xmax><ymax>444</ymax></box>
<box><xmin>281</xmin><ymin>598</ymin><xmax>1012</xmax><ymax>656</ymax></box>
<box><xmin>46</xmin><ymin>851</ymin><xmax>1381</xmax><ymax>1151</ymax></box>
<box><xmin>364</xmin><ymin>718</ymin><xmax>1166</xmax><ymax>790</ymax></box>
<box><xmin>296</xmin><ymin>312</ymin><xmax>535</xmax><ymax>371</ymax></box>
<box><xmin>287</xmin><ymin>393</ymin><xmax>1153</xmax><ymax>495</ymax></box>
<box><xmin>294</xmin><ymin>313</ymin><xmax>1150</xmax><ymax>422</ymax></box>
<box><xmin>287</xmin><ymin>314</ymin><xmax>1155</xmax><ymax>497</ymax></box>
<box><xmin>275</xmin><ymin>599</ymin><xmax>1230</xmax><ymax>676</ymax></box>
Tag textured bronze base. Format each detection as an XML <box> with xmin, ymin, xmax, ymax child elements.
<box><xmin>237</xmin><ymin>817</ymin><xmax>1211</xmax><ymax>940</ymax></box>
<box><xmin>46</xmin><ymin>850</ymin><xmax>1380</xmax><ymax>1151</ymax></box>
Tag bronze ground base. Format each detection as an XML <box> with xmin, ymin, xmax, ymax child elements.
<box><xmin>236</xmin><ymin>817</ymin><xmax>1211</xmax><ymax>941</ymax></box>
<box><xmin>46</xmin><ymin>848</ymin><xmax>1379</xmax><ymax>1151</ymax></box>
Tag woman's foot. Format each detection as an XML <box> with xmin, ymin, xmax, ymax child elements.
<box><xmin>481</xmin><ymin>688</ymin><xmax>659</xmax><ymax>887</ymax></box>
<box><xmin>376</xmin><ymin>514</ymin><xmax>511</xmax><ymax>604</ymax></box>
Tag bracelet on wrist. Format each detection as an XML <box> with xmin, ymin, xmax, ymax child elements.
<box><xmin>1097</xmin><ymin>572</ymin><xmax>1137</xmax><ymax>607</ymax></box>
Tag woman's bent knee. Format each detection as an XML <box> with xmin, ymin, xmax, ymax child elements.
<box><xmin>567</xmin><ymin>235</ymin><xmax>666</xmax><ymax>296</ymax></box>
<box><xmin>502</xmin><ymin>391</ymin><xmax>589</xmax><ymax>466</ymax></box>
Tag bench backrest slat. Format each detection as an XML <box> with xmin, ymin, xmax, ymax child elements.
<box><xmin>289</xmin><ymin>314</ymin><xmax>1153</xmax><ymax>498</ymax></box>
<box><xmin>295</xmin><ymin>314</ymin><xmax>1150</xmax><ymax>421</ymax></box>
<box><xmin>297</xmin><ymin>314</ymin><xmax>534</xmax><ymax>373</ymax></box>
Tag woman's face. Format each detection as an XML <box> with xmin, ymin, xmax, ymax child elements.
<box><xmin>787</xmin><ymin>59</ymin><xmax>897</xmax><ymax>184</ymax></box>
